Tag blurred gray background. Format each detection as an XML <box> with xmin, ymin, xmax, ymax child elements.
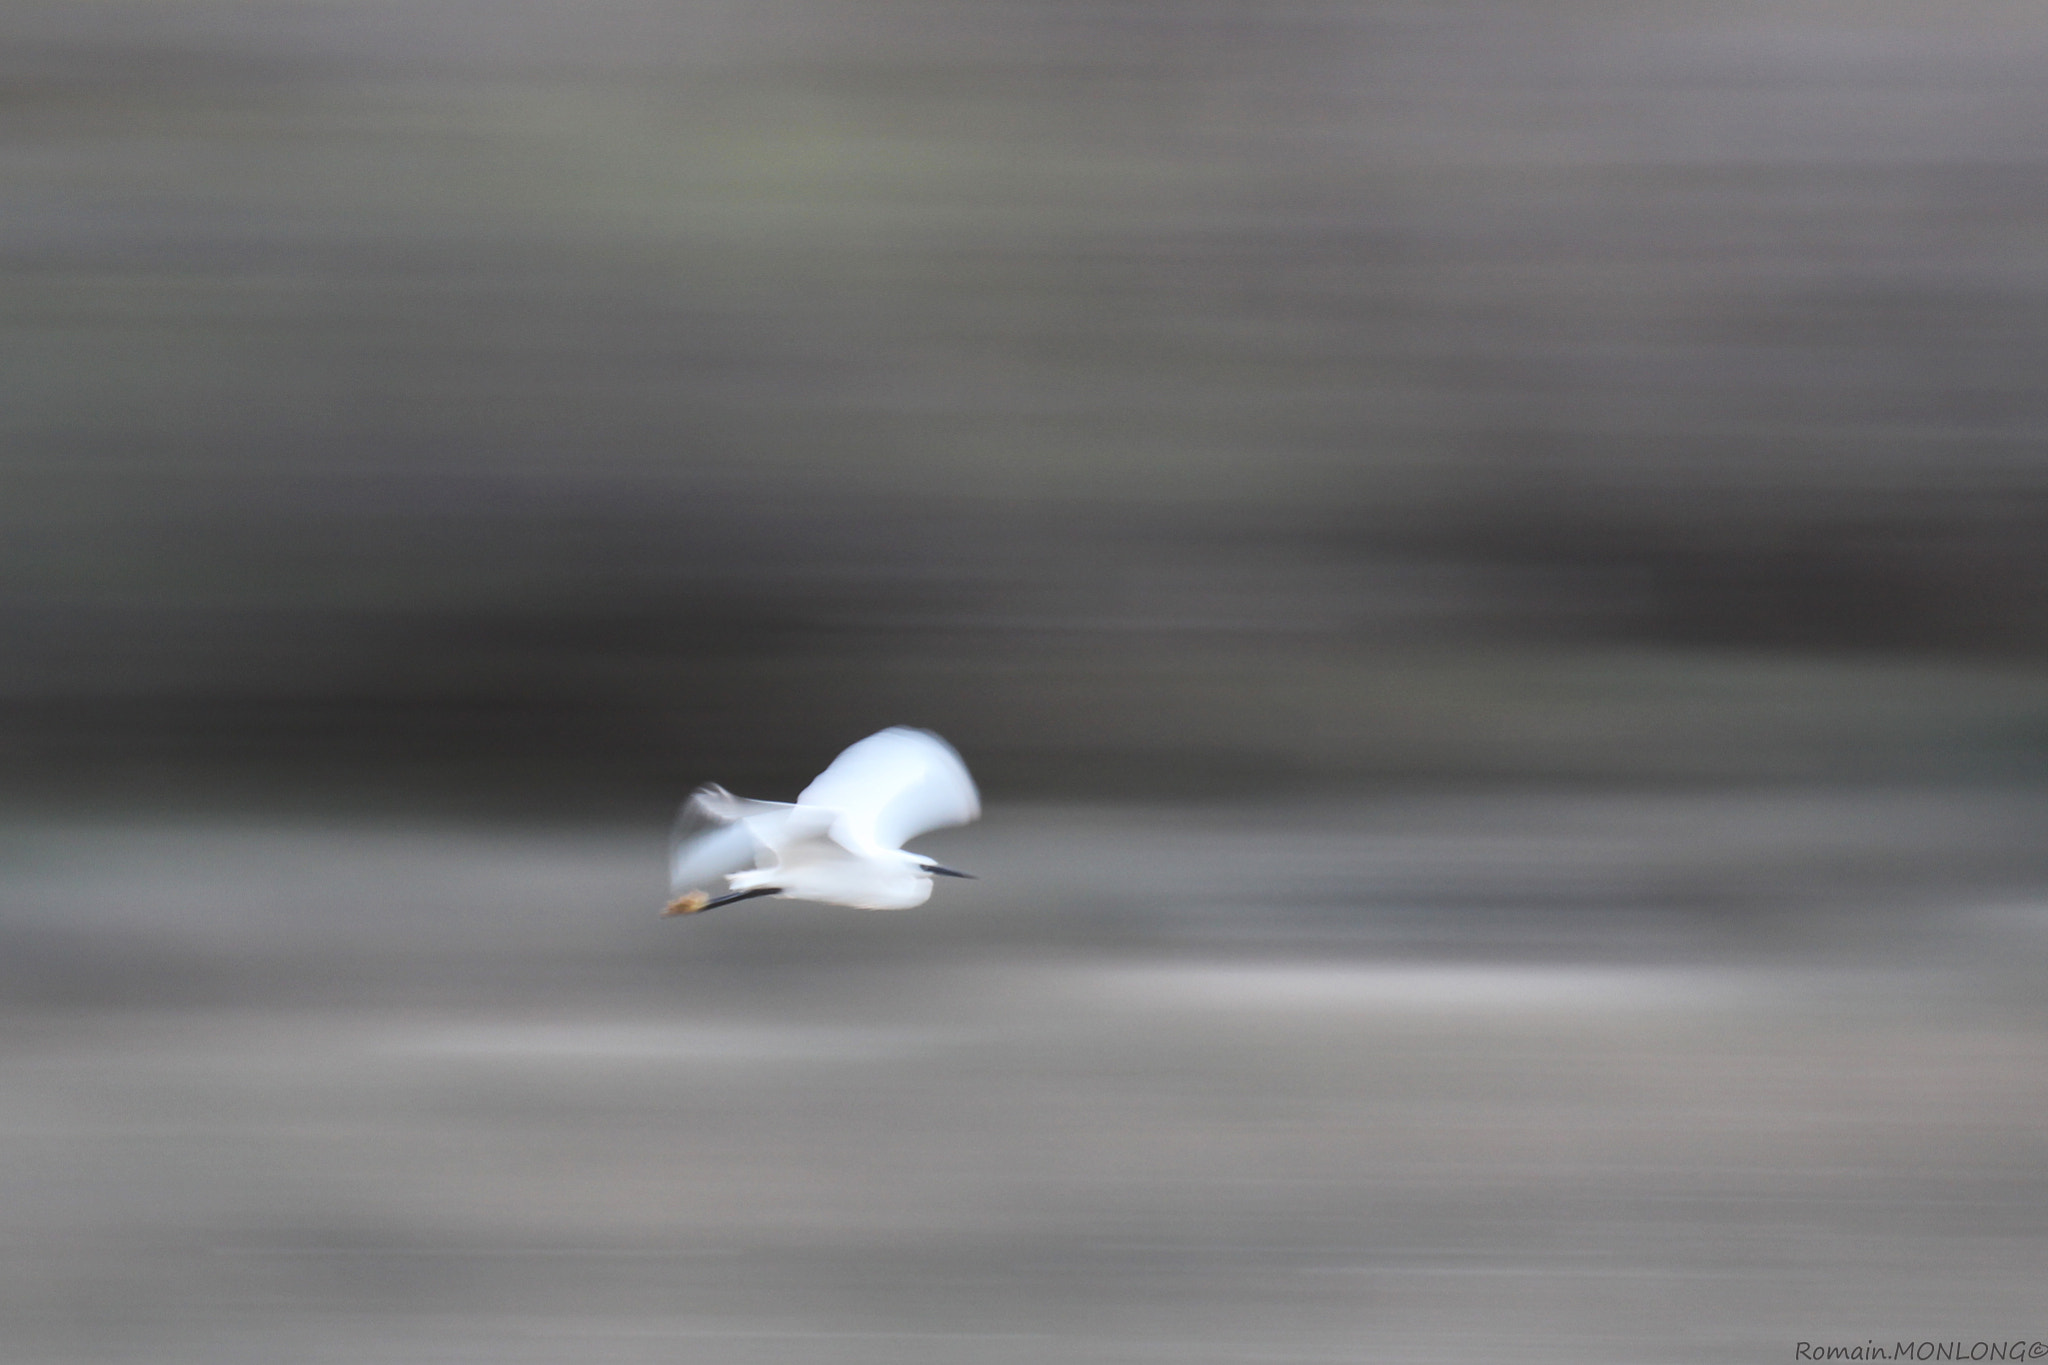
<box><xmin>4</xmin><ymin>1</ymin><xmax>2048</xmax><ymax>1361</ymax></box>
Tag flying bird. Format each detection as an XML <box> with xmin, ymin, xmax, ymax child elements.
<box><xmin>665</xmin><ymin>727</ymin><xmax>980</xmax><ymax>915</ymax></box>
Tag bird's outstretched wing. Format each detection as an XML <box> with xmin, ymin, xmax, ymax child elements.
<box><xmin>797</xmin><ymin>727</ymin><xmax>980</xmax><ymax>855</ymax></box>
<box><xmin>668</xmin><ymin>784</ymin><xmax>793</xmax><ymax>896</ymax></box>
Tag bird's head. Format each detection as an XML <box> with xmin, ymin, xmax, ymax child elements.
<box><xmin>900</xmin><ymin>849</ymin><xmax>975</xmax><ymax>880</ymax></box>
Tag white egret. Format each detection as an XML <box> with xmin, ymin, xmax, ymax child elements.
<box><xmin>664</xmin><ymin>727</ymin><xmax>980</xmax><ymax>915</ymax></box>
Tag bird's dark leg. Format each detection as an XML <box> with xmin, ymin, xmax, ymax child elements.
<box><xmin>664</xmin><ymin>886</ymin><xmax>782</xmax><ymax>916</ymax></box>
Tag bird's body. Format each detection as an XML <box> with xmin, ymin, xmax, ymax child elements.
<box><xmin>665</xmin><ymin>727</ymin><xmax>979</xmax><ymax>915</ymax></box>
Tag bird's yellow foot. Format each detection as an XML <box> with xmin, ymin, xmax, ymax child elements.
<box><xmin>663</xmin><ymin>891</ymin><xmax>711</xmax><ymax>916</ymax></box>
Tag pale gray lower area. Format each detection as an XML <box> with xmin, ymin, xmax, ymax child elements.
<box><xmin>2</xmin><ymin>794</ymin><xmax>2044</xmax><ymax>1364</ymax></box>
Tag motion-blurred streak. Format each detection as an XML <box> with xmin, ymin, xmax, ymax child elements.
<box><xmin>4</xmin><ymin>0</ymin><xmax>2048</xmax><ymax>797</ymax></box>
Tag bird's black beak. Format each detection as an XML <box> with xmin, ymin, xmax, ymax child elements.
<box><xmin>923</xmin><ymin>864</ymin><xmax>976</xmax><ymax>879</ymax></box>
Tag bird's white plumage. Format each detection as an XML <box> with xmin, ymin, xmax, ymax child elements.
<box><xmin>666</xmin><ymin>786</ymin><xmax>794</xmax><ymax>892</ymax></box>
<box><xmin>797</xmin><ymin>726</ymin><xmax>980</xmax><ymax>855</ymax></box>
<box><xmin>667</xmin><ymin>728</ymin><xmax>980</xmax><ymax>912</ymax></box>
